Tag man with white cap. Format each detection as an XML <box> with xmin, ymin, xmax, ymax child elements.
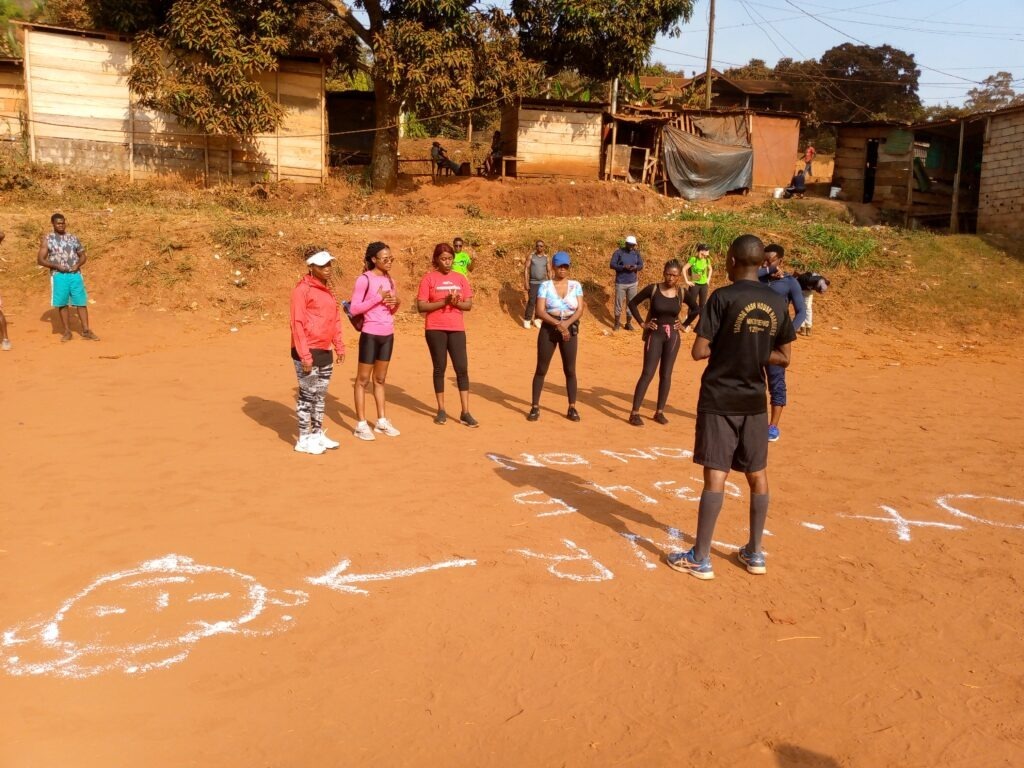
<box><xmin>609</xmin><ymin>235</ymin><xmax>644</xmax><ymax>331</ymax></box>
<box><xmin>289</xmin><ymin>249</ymin><xmax>346</xmax><ymax>455</ymax></box>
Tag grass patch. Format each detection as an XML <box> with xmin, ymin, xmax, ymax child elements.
<box><xmin>802</xmin><ymin>223</ymin><xmax>877</xmax><ymax>269</ymax></box>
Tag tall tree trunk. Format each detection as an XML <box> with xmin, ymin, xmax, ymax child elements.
<box><xmin>370</xmin><ymin>80</ymin><xmax>400</xmax><ymax>192</ymax></box>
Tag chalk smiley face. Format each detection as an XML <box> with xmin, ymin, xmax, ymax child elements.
<box><xmin>2</xmin><ymin>554</ymin><xmax>307</xmax><ymax>679</ymax></box>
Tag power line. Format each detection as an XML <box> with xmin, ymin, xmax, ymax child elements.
<box><xmin>779</xmin><ymin>0</ymin><xmax>984</xmax><ymax>85</ymax></box>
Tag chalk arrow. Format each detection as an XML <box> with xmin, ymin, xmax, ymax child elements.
<box><xmin>307</xmin><ymin>558</ymin><xmax>477</xmax><ymax>596</ymax></box>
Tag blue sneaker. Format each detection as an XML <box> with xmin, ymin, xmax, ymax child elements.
<box><xmin>768</xmin><ymin>425</ymin><xmax>781</xmax><ymax>442</ymax></box>
<box><xmin>738</xmin><ymin>545</ymin><xmax>767</xmax><ymax>575</ymax></box>
<box><xmin>666</xmin><ymin>548</ymin><xmax>714</xmax><ymax>580</ymax></box>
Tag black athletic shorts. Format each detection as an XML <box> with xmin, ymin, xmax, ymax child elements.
<box><xmin>693</xmin><ymin>411</ymin><xmax>769</xmax><ymax>473</ymax></box>
<box><xmin>358</xmin><ymin>332</ymin><xmax>395</xmax><ymax>364</ymax></box>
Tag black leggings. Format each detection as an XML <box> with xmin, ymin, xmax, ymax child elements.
<box><xmin>532</xmin><ymin>325</ymin><xmax>578</xmax><ymax>405</ymax></box>
<box><xmin>683</xmin><ymin>283</ymin><xmax>708</xmax><ymax>328</ymax></box>
<box><xmin>425</xmin><ymin>330</ymin><xmax>469</xmax><ymax>393</ymax></box>
<box><xmin>631</xmin><ymin>327</ymin><xmax>681</xmax><ymax>412</ymax></box>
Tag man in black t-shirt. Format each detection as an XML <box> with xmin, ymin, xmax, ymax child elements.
<box><xmin>667</xmin><ymin>234</ymin><xmax>796</xmax><ymax>581</ymax></box>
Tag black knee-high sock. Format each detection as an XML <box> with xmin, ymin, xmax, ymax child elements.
<box><xmin>694</xmin><ymin>490</ymin><xmax>725</xmax><ymax>560</ymax></box>
<box><xmin>748</xmin><ymin>493</ymin><xmax>770</xmax><ymax>552</ymax></box>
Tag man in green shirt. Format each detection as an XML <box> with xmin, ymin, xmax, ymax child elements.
<box><xmin>452</xmin><ymin>237</ymin><xmax>473</xmax><ymax>276</ymax></box>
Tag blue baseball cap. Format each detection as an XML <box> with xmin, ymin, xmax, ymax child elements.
<box><xmin>552</xmin><ymin>251</ymin><xmax>571</xmax><ymax>267</ymax></box>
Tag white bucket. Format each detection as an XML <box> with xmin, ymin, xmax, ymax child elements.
<box><xmin>829</xmin><ymin>186</ymin><xmax>841</xmax><ymax>199</ymax></box>
<box><xmin>773</xmin><ymin>187</ymin><xmax>785</xmax><ymax>199</ymax></box>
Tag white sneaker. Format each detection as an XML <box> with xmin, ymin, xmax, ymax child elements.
<box><xmin>374</xmin><ymin>418</ymin><xmax>401</xmax><ymax>437</ymax></box>
<box><xmin>316</xmin><ymin>429</ymin><xmax>340</xmax><ymax>450</ymax></box>
<box><xmin>294</xmin><ymin>434</ymin><xmax>326</xmax><ymax>455</ymax></box>
<box><xmin>353</xmin><ymin>421</ymin><xmax>376</xmax><ymax>441</ymax></box>
<box><xmin>523</xmin><ymin>320</ymin><xmax>531</xmax><ymax>329</ymax></box>
<box><xmin>1</xmin><ymin>339</ymin><xmax>10</xmax><ymax>351</ymax></box>
<box><xmin>533</xmin><ymin>318</ymin><xmax>542</xmax><ymax>329</ymax></box>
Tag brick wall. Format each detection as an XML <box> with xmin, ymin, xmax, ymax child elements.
<box><xmin>978</xmin><ymin>111</ymin><xmax>1024</xmax><ymax>236</ymax></box>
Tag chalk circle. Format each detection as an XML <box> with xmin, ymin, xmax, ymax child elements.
<box><xmin>2</xmin><ymin>554</ymin><xmax>307</xmax><ymax>679</ymax></box>
<box><xmin>935</xmin><ymin>494</ymin><xmax>1024</xmax><ymax>530</ymax></box>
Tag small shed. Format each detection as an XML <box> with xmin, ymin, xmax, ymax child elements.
<box><xmin>500</xmin><ymin>98</ymin><xmax>606</xmax><ymax>178</ymax></box>
<box><xmin>0</xmin><ymin>55</ymin><xmax>23</xmax><ymax>142</ymax></box>
<box><xmin>831</xmin><ymin>121</ymin><xmax>914</xmax><ymax>208</ymax></box>
<box><xmin>614</xmin><ymin>107</ymin><xmax>801</xmax><ymax>199</ymax></box>
<box><xmin>977</xmin><ymin>104</ymin><xmax>1024</xmax><ymax>237</ymax></box>
<box><xmin>13</xmin><ymin>22</ymin><xmax>327</xmax><ymax>184</ymax></box>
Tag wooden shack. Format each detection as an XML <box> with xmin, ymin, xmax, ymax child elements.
<box><xmin>0</xmin><ymin>55</ymin><xmax>23</xmax><ymax>143</ymax></box>
<box><xmin>501</xmin><ymin>98</ymin><xmax>606</xmax><ymax>178</ymax></box>
<box><xmin>831</xmin><ymin>121</ymin><xmax>914</xmax><ymax>207</ymax></box>
<box><xmin>609</xmin><ymin>107</ymin><xmax>801</xmax><ymax>195</ymax></box>
<box><xmin>978</xmin><ymin>104</ymin><xmax>1024</xmax><ymax>237</ymax></box>
<box><xmin>13</xmin><ymin>22</ymin><xmax>326</xmax><ymax>184</ymax></box>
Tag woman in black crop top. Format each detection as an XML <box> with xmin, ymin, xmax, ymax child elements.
<box><xmin>626</xmin><ymin>259</ymin><xmax>685</xmax><ymax>426</ymax></box>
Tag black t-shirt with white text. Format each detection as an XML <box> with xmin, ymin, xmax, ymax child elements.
<box><xmin>695</xmin><ymin>280</ymin><xmax>796</xmax><ymax>414</ymax></box>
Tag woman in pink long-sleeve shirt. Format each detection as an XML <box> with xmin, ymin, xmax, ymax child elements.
<box><xmin>290</xmin><ymin>250</ymin><xmax>346</xmax><ymax>455</ymax></box>
<box><xmin>349</xmin><ymin>241</ymin><xmax>401</xmax><ymax>441</ymax></box>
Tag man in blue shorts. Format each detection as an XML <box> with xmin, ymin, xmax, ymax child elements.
<box><xmin>759</xmin><ymin>244</ymin><xmax>805</xmax><ymax>442</ymax></box>
<box><xmin>37</xmin><ymin>213</ymin><xmax>99</xmax><ymax>342</ymax></box>
<box><xmin>667</xmin><ymin>234</ymin><xmax>795</xmax><ymax>580</ymax></box>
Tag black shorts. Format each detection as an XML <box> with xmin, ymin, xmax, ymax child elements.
<box><xmin>358</xmin><ymin>332</ymin><xmax>395</xmax><ymax>364</ymax></box>
<box><xmin>693</xmin><ymin>411</ymin><xmax>769</xmax><ymax>473</ymax></box>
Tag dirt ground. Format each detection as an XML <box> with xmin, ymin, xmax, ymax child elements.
<box><xmin>1</xmin><ymin>281</ymin><xmax>1023</xmax><ymax>766</ymax></box>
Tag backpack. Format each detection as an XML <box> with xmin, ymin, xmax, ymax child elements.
<box><xmin>342</xmin><ymin>272</ymin><xmax>394</xmax><ymax>331</ymax></box>
<box><xmin>795</xmin><ymin>271</ymin><xmax>830</xmax><ymax>293</ymax></box>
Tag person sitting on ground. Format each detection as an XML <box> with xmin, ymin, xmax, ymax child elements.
<box><xmin>783</xmin><ymin>170</ymin><xmax>806</xmax><ymax>199</ymax></box>
<box><xmin>0</xmin><ymin>230</ymin><xmax>9</xmax><ymax>351</ymax></box>
<box><xmin>482</xmin><ymin>131</ymin><xmax>504</xmax><ymax>175</ymax></box>
<box><xmin>430</xmin><ymin>141</ymin><xmax>460</xmax><ymax>175</ymax></box>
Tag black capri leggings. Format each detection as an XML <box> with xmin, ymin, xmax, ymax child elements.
<box><xmin>631</xmin><ymin>327</ymin><xmax>682</xmax><ymax>412</ymax></box>
<box><xmin>532</xmin><ymin>325</ymin><xmax>578</xmax><ymax>405</ymax></box>
<box><xmin>425</xmin><ymin>330</ymin><xmax>469</xmax><ymax>393</ymax></box>
<box><xmin>683</xmin><ymin>283</ymin><xmax>708</xmax><ymax>328</ymax></box>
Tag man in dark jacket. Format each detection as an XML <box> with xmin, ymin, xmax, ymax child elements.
<box><xmin>609</xmin><ymin>235</ymin><xmax>644</xmax><ymax>331</ymax></box>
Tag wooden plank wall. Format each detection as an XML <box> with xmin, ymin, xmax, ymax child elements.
<box><xmin>0</xmin><ymin>65</ymin><xmax>24</xmax><ymax>141</ymax></box>
<box><xmin>833</xmin><ymin>126</ymin><xmax>911</xmax><ymax>205</ymax></box>
<box><xmin>24</xmin><ymin>29</ymin><xmax>325</xmax><ymax>184</ymax></box>
<box><xmin>516</xmin><ymin>108</ymin><xmax>602</xmax><ymax>178</ymax></box>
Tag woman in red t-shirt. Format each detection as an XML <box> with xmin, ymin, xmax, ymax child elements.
<box><xmin>416</xmin><ymin>243</ymin><xmax>477</xmax><ymax>427</ymax></box>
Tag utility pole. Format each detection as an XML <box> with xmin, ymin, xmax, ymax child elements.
<box><xmin>704</xmin><ymin>0</ymin><xmax>715</xmax><ymax>109</ymax></box>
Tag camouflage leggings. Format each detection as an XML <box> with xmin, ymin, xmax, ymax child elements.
<box><xmin>293</xmin><ymin>359</ymin><xmax>333</xmax><ymax>436</ymax></box>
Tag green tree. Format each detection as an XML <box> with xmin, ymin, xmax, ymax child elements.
<box><xmin>512</xmin><ymin>0</ymin><xmax>695</xmax><ymax>80</ymax></box>
<box><xmin>964</xmin><ymin>72</ymin><xmax>1020</xmax><ymax>112</ymax></box>
<box><xmin>724</xmin><ymin>58</ymin><xmax>774</xmax><ymax>81</ymax></box>
<box><xmin>814</xmin><ymin>43</ymin><xmax>921</xmax><ymax>122</ymax></box>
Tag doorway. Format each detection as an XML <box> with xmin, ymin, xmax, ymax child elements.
<box><xmin>863</xmin><ymin>139</ymin><xmax>879</xmax><ymax>203</ymax></box>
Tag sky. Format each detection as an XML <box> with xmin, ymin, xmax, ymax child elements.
<box><xmin>649</xmin><ymin>0</ymin><xmax>1024</xmax><ymax>106</ymax></box>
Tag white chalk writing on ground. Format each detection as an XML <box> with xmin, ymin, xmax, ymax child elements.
<box><xmin>839</xmin><ymin>505</ymin><xmax>965</xmax><ymax>542</ymax></box>
<box><xmin>510</xmin><ymin>539</ymin><xmax>614</xmax><ymax>582</ymax></box>
<box><xmin>1</xmin><ymin>554</ymin><xmax>307</xmax><ymax>680</ymax></box>
<box><xmin>487</xmin><ymin>446</ymin><xmax>696</xmax><ymax>471</ymax></box>
<box><xmin>935</xmin><ymin>494</ymin><xmax>1024</xmax><ymax>530</ymax></box>
<box><xmin>307</xmin><ymin>558</ymin><xmax>478</xmax><ymax>596</ymax></box>
<box><xmin>513</xmin><ymin>490</ymin><xmax>578</xmax><ymax>518</ymax></box>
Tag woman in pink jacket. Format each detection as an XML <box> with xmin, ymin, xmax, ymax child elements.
<box><xmin>349</xmin><ymin>241</ymin><xmax>401</xmax><ymax>441</ymax></box>
<box><xmin>290</xmin><ymin>250</ymin><xmax>346</xmax><ymax>455</ymax></box>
